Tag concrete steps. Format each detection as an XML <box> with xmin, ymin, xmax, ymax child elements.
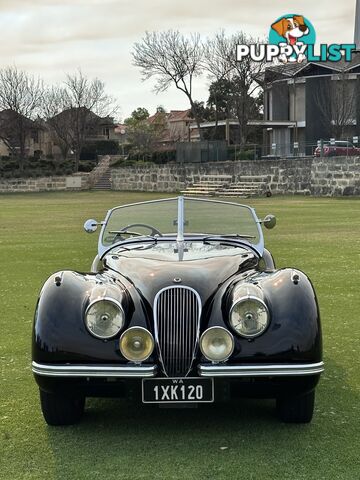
<box><xmin>93</xmin><ymin>170</ymin><xmax>111</xmax><ymax>190</ymax></box>
<box><xmin>181</xmin><ymin>176</ymin><xmax>232</xmax><ymax>196</ymax></box>
<box><xmin>217</xmin><ymin>182</ymin><xmax>267</xmax><ymax>197</ymax></box>
<box><xmin>181</xmin><ymin>175</ymin><xmax>270</xmax><ymax>198</ymax></box>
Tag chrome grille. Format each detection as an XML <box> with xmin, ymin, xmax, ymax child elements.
<box><xmin>154</xmin><ymin>286</ymin><xmax>201</xmax><ymax>377</ymax></box>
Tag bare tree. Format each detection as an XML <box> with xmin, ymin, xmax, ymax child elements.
<box><xmin>312</xmin><ymin>74</ymin><xmax>357</xmax><ymax>139</ymax></box>
<box><xmin>0</xmin><ymin>66</ymin><xmax>43</xmax><ymax>170</ymax></box>
<box><xmin>205</xmin><ymin>31</ymin><xmax>266</xmax><ymax>145</ymax></box>
<box><xmin>132</xmin><ymin>30</ymin><xmax>204</xmax><ymax>138</ymax></box>
<box><xmin>43</xmin><ymin>71</ymin><xmax>118</xmax><ymax>171</ymax></box>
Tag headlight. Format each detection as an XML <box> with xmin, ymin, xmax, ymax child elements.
<box><xmin>119</xmin><ymin>327</ymin><xmax>154</xmax><ymax>362</ymax></box>
<box><xmin>200</xmin><ymin>327</ymin><xmax>234</xmax><ymax>362</ymax></box>
<box><xmin>85</xmin><ymin>298</ymin><xmax>125</xmax><ymax>339</ymax></box>
<box><xmin>230</xmin><ymin>297</ymin><xmax>269</xmax><ymax>338</ymax></box>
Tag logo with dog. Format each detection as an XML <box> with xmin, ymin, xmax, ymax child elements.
<box><xmin>236</xmin><ymin>14</ymin><xmax>356</xmax><ymax>63</ymax></box>
<box><xmin>270</xmin><ymin>14</ymin><xmax>316</xmax><ymax>63</ymax></box>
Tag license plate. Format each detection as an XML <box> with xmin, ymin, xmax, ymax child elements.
<box><xmin>142</xmin><ymin>378</ymin><xmax>214</xmax><ymax>404</ymax></box>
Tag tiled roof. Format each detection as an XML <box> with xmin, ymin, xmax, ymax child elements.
<box><xmin>148</xmin><ymin>109</ymin><xmax>192</xmax><ymax>124</ymax></box>
<box><xmin>263</xmin><ymin>51</ymin><xmax>360</xmax><ymax>82</ymax></box>
<box><xmin>168</xmin><ymin>109</ymin><xmax>192</xmax><ymax>122</ymax></box>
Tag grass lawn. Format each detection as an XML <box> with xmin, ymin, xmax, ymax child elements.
<box><xmin>0</xmin><ymin>191</ymin><xmax>359</xmax><ymax>480</ymax></box>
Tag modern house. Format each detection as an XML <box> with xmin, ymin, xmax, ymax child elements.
<box><xmin>258</xmin><ymin>54</ymin><xmax>360</xmax><ymax>156</ymax></box>
<box><xmin>257</xmin><ymin>0</ymin><xmax>360</xmax><ymax>156</ymax></box>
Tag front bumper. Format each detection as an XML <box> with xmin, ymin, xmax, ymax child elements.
<box><xmin>32</xmin><ymin>361</ymin><xmax>324</xmax><ymax>379</ymax></box>
<box><xmin>32</xmin><ymin>361</ymin><xmax>157</xmax><ymax>378</ymax></box>
<box><xmin>198</xmin><ymin>362</ymin><xmax>324</xmax><ymax>377</ymax></box>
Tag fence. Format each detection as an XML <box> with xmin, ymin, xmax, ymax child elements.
<box><xmin>175</xmin><ymin>139</ymin><xmax>360</xmax><ymax>163</ymax></box>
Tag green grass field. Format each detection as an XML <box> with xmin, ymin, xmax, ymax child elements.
<box><xmin>0</xmin><ymin>192</ymin><xmax>359</xmax><ymax>480</ymax></box>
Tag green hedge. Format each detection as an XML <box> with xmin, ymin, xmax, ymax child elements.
<box><xmin>0</xmin><ymin>156</ymin><xmax>95</xmax><ymax>178</ymax></box>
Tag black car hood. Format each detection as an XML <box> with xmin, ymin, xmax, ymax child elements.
<box><xmin>105</xmin><ymin>252</ymin><xmax>257</xmax><ymax>302</ymax></box>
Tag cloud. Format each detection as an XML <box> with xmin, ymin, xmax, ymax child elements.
<box><xmin>0</xmin><ymin>0</ymin><xmax>357</xmax><ymax>117</ymax></box>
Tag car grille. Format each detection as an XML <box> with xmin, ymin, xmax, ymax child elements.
<box><xmin>154</xmin><ymin>286</ymin><xmax>202</xmax><ymax>377</ymax></box>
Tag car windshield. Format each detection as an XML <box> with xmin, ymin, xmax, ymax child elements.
<box><xmin>99</xmin><ymin>197</ymin><xmax>263</xmax><ymax>256</ymax></box>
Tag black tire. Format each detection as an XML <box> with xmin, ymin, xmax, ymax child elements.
<box><xmin>39</xmin><ymin>389</ymin><xmax>85</xmax><ymax>426</ymax></box>
<box><xmin>276</xmin><ymin>390</ymin><xmax>315</xmax><ymax>423</ymax></box>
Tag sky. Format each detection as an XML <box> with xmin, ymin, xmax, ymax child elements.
<box><xmin>0</xmin><ymin>0</ymin><xmax>357</xmax><ymax>121</ymax></box>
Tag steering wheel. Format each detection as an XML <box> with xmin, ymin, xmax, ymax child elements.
<box><xmin>110</xmin><ymin>223</ymin><xmax>163</xmax><ymax>241</ymax></box>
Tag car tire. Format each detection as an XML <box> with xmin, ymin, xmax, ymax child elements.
<box><xmin>39</xmin><ymin>389</ymin><xmax>85</xmax><ymax>426</ymax></box>
<box><xmin>276</xmin><ymin>390</ymin><xmax>315</xmax><ymax>423</ymax></box>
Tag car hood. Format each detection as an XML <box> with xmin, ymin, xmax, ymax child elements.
<box><xmin>105</xmin><ymin>252</ymin><xmax>257</xmax><ymax>302</ymax></box>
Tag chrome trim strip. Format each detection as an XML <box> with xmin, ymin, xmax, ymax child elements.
<box><xmin>198</xmin><ymin>362</ymin><xmax>324</xmax><ymax>377</ymax></box>
<box><xmin>32</xmin><ymin>361</ymin><xmax>157</xmax><ymax>378</ymax></box>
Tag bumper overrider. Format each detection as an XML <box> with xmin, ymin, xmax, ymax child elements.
<box><xmin>32</xmin><ymin>361</ymin><xmax>324</xmax><ymax>378</ymax></box>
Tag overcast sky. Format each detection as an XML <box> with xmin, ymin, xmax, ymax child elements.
<box><xmin>0</xmin><ymin>0</ymin><xmax>357</xmax><ymax>120</ymax></box>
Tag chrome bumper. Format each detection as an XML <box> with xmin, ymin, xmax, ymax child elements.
<box><xmin>32</xmin><ymin>361</ymin><xmax>157</xmax><ymax>378</ymax></box>
<box><xmin>198</xmin><ymin>362</ymin><xmax>324</xmax><ymax>377</ymax></box>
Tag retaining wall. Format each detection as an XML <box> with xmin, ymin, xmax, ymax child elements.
<box><xmin>1</xmin><ymin>156</ymin><xmax>359</xmax><ymax>196</ymax></box>
<box><xmin>0</xmin><ymin>173</ymin><xmax>90</xmax><ymax>193</ymax></box>
<box><xmin>111</xmin><ymin>156</ymin><xmax>360</xmax><ymax>196</ymax></box>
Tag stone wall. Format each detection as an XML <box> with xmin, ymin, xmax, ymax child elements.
<box><xmin>0</xmin><ymin>173</ymin><xmax>89</xmax><ymax>193</ymax></box>
<box><xmin>311</xmin><ymin>157</ymin><xmax>360</xmax><ymax>196</ymax></box>
<box><xmin>1</xmin><ymin>156</ymin><xmax>359</xmax><ymax>196</ymax></box>
<box><xmin>111</xmin><ymin>156</ymin><xmax>360</xmax><ymax>196</ymax></box>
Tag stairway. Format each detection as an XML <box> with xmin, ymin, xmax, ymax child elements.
<box><xmin>93</xmin><ymin>169</ymin><xmax>111</xmax><ymax>190</ymax></box>
<box><xmin>180</xmin><ymin>175</ymin><xmax>232</xmax><ymax>196</ymax></box>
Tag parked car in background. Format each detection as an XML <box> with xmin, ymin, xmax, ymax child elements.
<box><xmin>314</xmin><ymin>140</ymin><xmax>360</xmax><ymax>157</ymax></box>
<box><xmin>32</xmin><ymin>197</ymin><xmax>323</xmax><ymax>426</ymax></box>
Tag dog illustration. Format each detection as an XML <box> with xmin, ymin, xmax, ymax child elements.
<box><xmin>271</xmin><ymin>15</ymin><xmax>309</xmax><ymax>63</ymax></box>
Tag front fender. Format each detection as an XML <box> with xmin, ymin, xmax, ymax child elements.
<box><xmin>32</xmin><ymin>271</ymin><xmax>132</xmax><ymax>364</ymax></box>
<box><xmin>206</xmin><ymin>268</ymin><xmax>322</xmax><ymax>364</ymax></box>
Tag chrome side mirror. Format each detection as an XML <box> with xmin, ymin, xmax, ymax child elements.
<box><xmin>84</xmin><ymin>219</ymin><xmax>98</xmax><ymax>234</ymax></box>
<box><xmin>263</xmin><ymin>214</ymin><xmax>276</xmax><ymax>230</ymax></box>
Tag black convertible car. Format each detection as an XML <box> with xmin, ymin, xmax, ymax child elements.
<box><xmin>32</xmin><ymin>196</ymin><xmax>323</xmax><ymax>425</ymax></box>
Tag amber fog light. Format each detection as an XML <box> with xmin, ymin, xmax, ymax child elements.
<box><xmin>119</xmin><ymin>327</ymin><xmax>154</xmax><ymax>362</ymax></box>
<box><xmin>200</xmin><ymin>327</ymin><xmax>234</xmax><ymax>362</ymax></box>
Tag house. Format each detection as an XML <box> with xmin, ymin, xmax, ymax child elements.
<box><xmin>0</xmin><ymin>109</ymin><xmax>53</xmax><ymax>158</ymax></box>
<box><xmin>148</xmin><ymin>109</ymin><xmax>196</xmax><ymax>148</ymax></box>
<box><xmin>257</xmin><ymin>52</ymin><xmax>360</xmax><ymax>156</ymax></box>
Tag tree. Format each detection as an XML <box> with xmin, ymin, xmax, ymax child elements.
<box><xmin>124</xmin><ymin>107</ymin><xmax>161</xmax><ymax>159</ymax></box>
<box><xmin>205</xmin><ymin>31</ymin><xmax>266</xmax><ymax>145</ymax></box>
<box><xmin>43</xmin><ymin>71</ymin><xmax>117</xmax><ymax>171</ymax></box>
<box><xmin>0</xmin><ymin>66</ymin><xmax>43</xmax><ymax>170</ymax></box>
<box><xmin>312</xmin><ymin>74</ymin><xmax>357</xmax><ymax>139</ymax></box>
<box><xmin>132</xmin><ymin>30</ymin><xmax>204</xmax><ymax>138</ymax></box>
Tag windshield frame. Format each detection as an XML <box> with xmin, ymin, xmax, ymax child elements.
<box><xmin>97</xmin><ymin>196</ymin><xmax>264</xmax><ymax>258</ymax></box>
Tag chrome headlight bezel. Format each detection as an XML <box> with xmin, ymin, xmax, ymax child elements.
<box><xmin>85</xmin><ymin>297</ymin><xmax>125</xmax><ymax>340</ymax></box>
<box><xmin>200</xmin><ymin>326</ymin><xmax>234</xmax><ymax>363</ymax></box>
<box><xmin>229</xmin><ymin>296</ymin><xmax>270</xmax><ymax>339</ymax></box>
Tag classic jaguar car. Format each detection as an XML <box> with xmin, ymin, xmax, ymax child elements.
<box><xmin>32</xmin><ymin>196</ymin><xmax>323</xmax><ymax>425</ymax></box>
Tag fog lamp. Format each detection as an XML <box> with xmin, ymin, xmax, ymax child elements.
<box><xmin>119</xmin><ymin>327</ymin><xmax>154</xmax><ymax>362</ymax></box>
<box><xmin>200</xmin><ymin>327</ymin><xmax>234</xmax><ymax>362</ymax></box>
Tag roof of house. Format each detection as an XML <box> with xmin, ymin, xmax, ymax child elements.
<box><xmin>0</xmin><ymin>109</ymin><xmax>42</xmax><ymax>129</ymax></box>
<box><xmin>148</xmin><ymin>109</ymin><xmax>192</xmax><ymax>124</ymax></box>
<box><xmin>260</xmin><ymin>51</ymin><xmax>360</xmax><ymax>84</ymax></box>
<box><xmin>168</xmin><ymin>110</ymin><xmax>192</xmax><ymax>122</ymax></box>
